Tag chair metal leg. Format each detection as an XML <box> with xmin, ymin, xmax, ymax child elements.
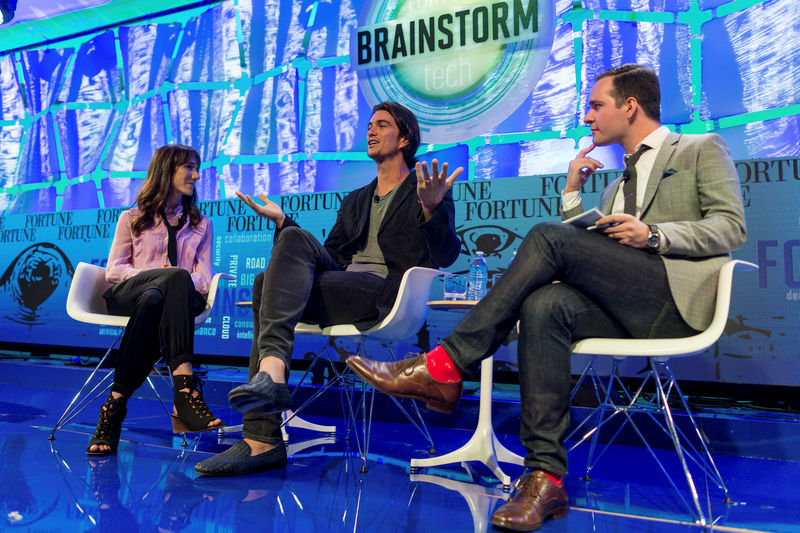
<box><xmin>285</xmin><ymin>339</ymin><xmax>352</xmax><ymax>439</ymax></box>
<box><xmin>582</xmin><ymin>359</ymin><xmax>620</xmax><ymax>479</ymax></box>
<box><xmin>567</xmin><ymin>357</ymin><xmax>618</xmax><ymax>453</ymax></box>
<box><xmin>49</xmin><ymin>337</ymin><xmax>120</xmax><ymax>439</ymax></box>
<box><xmin>50</xmin><ymin>342</ymin><xmax>187</xmax><ymax>444</ymax></box>
<box><xmin>650</xmin><ymin>359</ymin><xmax>707</xmax><ymax>527</ymax></box>
<box><xmin>584</xmin><ymin>368</ymin><xmax>653</xmax><ymax>474</ymax></box>
<box><xmin>566</xmin><ymin>358</ymin><xmax>605</xmax><ymax>449</ymax></box>
<box><xmin>569</xmin><ymin>355</ymin><xmax>597</xmax><ymax>403</ymax></box>
<box><xmin>571</xmin><ymin>362</ymin><xmax>698</xmax><ymax>514</ymax></box>
<box><xmin>659</xmin><ymin>363</ymin><xmax>729</xmax><ymax>496</ymax></box>
<box><xmin>567</xmin><ymin>356</ymin><xmax>727</xmax><ymax>526</ymax></box>
<box><xmin>358</xmin><ymin>381</ymin><xmax>376</xmax><ymax>473</ymax></box>
<box><xmin>218</xmin><ymin>339</ymin><xmax>353</xmax><ymax>439</ymax></box>
<box><xmin>144</xmin><ymin>373</ymin><xmax>172</xmax><ymax>418</ymax></box>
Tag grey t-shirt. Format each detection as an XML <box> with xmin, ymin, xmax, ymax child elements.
<box><xmin>346</xmin><ymin>185</ymin><xmax>401</xmax><ymax>278</ymax></box>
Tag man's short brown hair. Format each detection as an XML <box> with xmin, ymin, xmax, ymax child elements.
<box><xmin>596</xmin><ymin>64</ymin><xmax>661</xmax><ymax>122</ymax></box>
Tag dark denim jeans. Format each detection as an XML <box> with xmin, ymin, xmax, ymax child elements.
<box><xmin>441</xmin><ymin>222</ymin><xmax>696</xmax><ymax>475</ymax></box>
<box><xmin>243</xmin><ymin>226</ymin><xmax>385</xmax><ymax>444</ymax></box>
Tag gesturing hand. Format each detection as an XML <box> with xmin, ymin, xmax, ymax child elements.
<box><xmin>235</xmin><ymin>191</ymin><xmax>286</xmax><ymax>228</ymax></box>
<box><xmin>565</xmin><ymin>144</ymin><xmax>603</xmax><ymax>193</ymax></box>
<box><xmin>416</xmin><ymin>159</ymin><xmax>463</xmax><ymax>215</ymax></box>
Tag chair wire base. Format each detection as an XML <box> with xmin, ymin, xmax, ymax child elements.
<box><xmin>49</xmin><ymin>332</ymin><xmax>175</xmax><ymax>443</ymax></box>
<box><xmin>567</xmin><ymin>356</ymin><xmax>730</xmax><ymax>527</ymax></box>
<box><xmin>218</xmin><ymin>337</ymin><xmax>437</xmax><ymax>474</ymax></box>
<box><xmin>306</xmin><ymin>338</ymin><xmax>437</xmax><ymax>474</ymax></box>
<box><xmin>218</xmin><ymin>339</ymin><xmax>346</xmax><ymax>440</ymax></box>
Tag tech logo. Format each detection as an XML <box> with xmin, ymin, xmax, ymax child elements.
<box><xmin>351</xmin><ymin>0</ymin><xmax>556</xmax><ymax>143</ymax></box>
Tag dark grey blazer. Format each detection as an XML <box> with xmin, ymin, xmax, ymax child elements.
<box><xmin>281</xmin><ymin>171</ymin><xmax>460</xmax><ymax>327</ymax></box>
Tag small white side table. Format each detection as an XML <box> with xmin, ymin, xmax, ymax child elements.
<box><xmin>410</xmin><ymin>301</ymin><xmax>524</xmax><ymax>487</ymax></box>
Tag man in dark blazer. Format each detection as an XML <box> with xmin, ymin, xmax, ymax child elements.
<box><xmin>346</xmin><ymin>65</ymin><xmax>747</xmax><ymax>531</ymax></box>
<box><xmin>195</xmin><ymin>101</ymin><xmax>462</xmax><ymax>477</ymax></box>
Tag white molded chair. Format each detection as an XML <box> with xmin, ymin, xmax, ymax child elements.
<box><xmin>219</xmin><ymin>266</ymin><xmax>444</xmax><ymax>472</ymax></box>
<box><xmin>49</xmin><ymin>262</ymin><xmax>234</xmax><ymax>439</ymax></box>
<box><xmin>566</xmin><ymin>259</ymin><xmax>757</xmax><ymax>527</ymax></box>
<box><xmin>312</xmin><ymin>266</ymin><xmax>443</xmax><ymax>471</ymax></box>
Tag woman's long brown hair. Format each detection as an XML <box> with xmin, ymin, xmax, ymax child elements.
<box><xmin>131</xmin><ymin>144</ymin><xmax>202</xmax><ymax>237</ymax></box>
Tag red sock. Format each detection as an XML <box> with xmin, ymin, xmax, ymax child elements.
<box><xmin>425</xmin><ymin>346</ymin><xmax>464</xmax><ymax>383</ymax></box>
<box><xmin>544</xmin><ymin>471</ymin><xmax>563</xmax><ymax>486</ymax></box>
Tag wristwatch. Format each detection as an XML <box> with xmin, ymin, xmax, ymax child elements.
<box><xmin>646</xmin><ymin>224</ymin><xmax>661</xmax><ymax>252</ymax></box>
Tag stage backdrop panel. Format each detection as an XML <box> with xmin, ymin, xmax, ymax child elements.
<box><xmin>1</xmin><ymin>154</ymin><xmax>797</xmax><ymax>386</ymax></box>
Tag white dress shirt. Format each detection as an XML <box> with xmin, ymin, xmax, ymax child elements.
<box><xmin>562</xmin><ymin>126</ymin><xmax>671</xmax><ymax>217</ymax></box>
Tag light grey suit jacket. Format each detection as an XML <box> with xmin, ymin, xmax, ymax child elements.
<box><xmin>564</xmin><ymin>132</ymin><xmax>747</xmax><ymax>331</ymax></box>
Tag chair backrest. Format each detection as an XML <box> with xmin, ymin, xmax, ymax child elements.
<box><xmin>571</xmin><ymin>259</ymin><xmax>758</xmax><ymax>360</ymax></box>
<box><xmin>323</xmin><ymin>266</ymin><xmax>443</xmax><ymax>341</ymax></box>
<box><xmin>66</xmin><ymin>262</ymin><xmax>234</xmax><ymax>327</ymax></box>
<box><xmin>198</xmin><ymin>273</ymin><xmax>236</xmax><ymax>324</ymax></box>
<box><xmin>66</xmin><ymin>262</ymin><xmax>128</xmax><ymax>327</ymax></box>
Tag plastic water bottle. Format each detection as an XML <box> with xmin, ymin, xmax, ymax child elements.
<box><xmin>468</xmin><ymin>251</ymin><xmax>488</xmax><ymax>300</ymax></box>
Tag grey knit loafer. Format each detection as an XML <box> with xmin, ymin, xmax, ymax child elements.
<box><xmin>194</xmin><ymin>440</ymin><xmax>287</xmax><ymax>477</ymax></box>
<box><xmin>227</xmin><ymin>372</ymin><xmax>292</xmax><ymax>414</ymax></box>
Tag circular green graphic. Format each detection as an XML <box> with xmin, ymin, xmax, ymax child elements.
<box><xmin>391</xmin><ymin>0</ymin><xmax>504</xmax><ymax>101</ymax></box>
<box><xmin>353</xmin><ymin>0</ymin><xmax>557</xmax><ymax>143</ymax></box>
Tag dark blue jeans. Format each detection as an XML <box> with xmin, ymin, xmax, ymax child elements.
<box><xmin>441</xmin><ymin>222</ymin><xmax>696</xmax><ymax>476</ymax></box>
<box><xmin>243</xmin><ymin>226</ymin><xmax>386</xmax><ymax>444</ymax></box>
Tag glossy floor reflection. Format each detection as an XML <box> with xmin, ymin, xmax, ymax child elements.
<box><xmin>2</xmin><ymin>372</ymin><xmax>799</xmax><ymax>532</ymax></box>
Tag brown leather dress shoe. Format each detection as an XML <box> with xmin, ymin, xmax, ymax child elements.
<box><xmin>490</xmin><ymin>470</ymin><xmax>568</xmax><ymax>531</ymax></box>
<box><xmin>346</xmin><ymin>354</ymin><xmax>462</xmax><ymax>413</ymax></box>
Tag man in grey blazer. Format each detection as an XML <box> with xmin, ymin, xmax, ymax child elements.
<box><xmin>346</xmin><ymin>64</ymin><xmax>746</xmax><ymax>531</ymax></box>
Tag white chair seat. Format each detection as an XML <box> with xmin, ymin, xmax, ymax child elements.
<box><xmin>51</xmin><ymin>262</ymin><xmax>233</xmax><ymax>439</ymax></box>
<box><xmin>301</xmin><ymin>266</ymin><xmax>444</xmax><ymax>471</ymax></box>
<box><xmin>567</xmin><ymin>259</ymin><xmax>757</xmax><ymax>527</ymax></box>
<box><xmin>66</xmin><ymin>262</ymin><xmax>231</xmax><ymax>327</ymax></box>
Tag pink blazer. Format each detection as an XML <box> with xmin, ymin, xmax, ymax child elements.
<box><xmin>105</xmin><ymin>206</ymin><xmax>214</xmax><ymax>295</ymax></box>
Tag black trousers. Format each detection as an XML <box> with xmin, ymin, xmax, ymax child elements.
<box><xmin>243</xmin><ymin>226</ymin><xmax>386</xmax><ymax>444</ymax></box>
<box><xmin>103</xmin><ymin>268</ymin><xmax>206</xmax><ymax>398</ymax></box>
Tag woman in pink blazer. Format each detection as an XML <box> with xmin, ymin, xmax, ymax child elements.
<box><xmin>87</xmin><ymin>144</ymin><xmax>223</xmax><ymax>455</ymax></box>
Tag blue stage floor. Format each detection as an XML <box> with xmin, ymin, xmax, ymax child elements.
<box><xmin>1</xmin><ymin>360</ymin><xmax>799</xmax><ymax>532</ymax></box>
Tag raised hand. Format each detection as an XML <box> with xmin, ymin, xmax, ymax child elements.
<box><xmin>416</xmin><ymin>159</ymin><xmax>463</xmax><ymax>213</ymax></box>
<box><xmin>235</xmin><ymin>191</ymin><xmax>286</xmax><ymax>228</ymax></box>
<box><xmin>565</xmin><ymin>144</ymin><xmax>603</xmax><ymax>193</ymax></box>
